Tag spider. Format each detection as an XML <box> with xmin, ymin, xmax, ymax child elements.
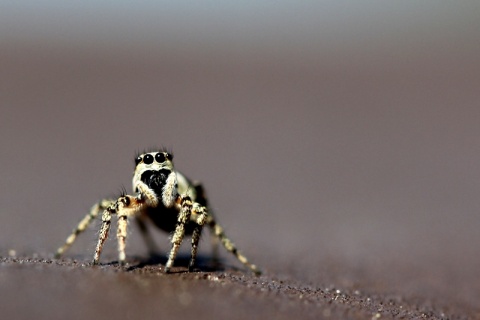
<box><xmin>55</xmin><ymin>150</ymin><xmax>261</xmax><ymax>275</ymax></box>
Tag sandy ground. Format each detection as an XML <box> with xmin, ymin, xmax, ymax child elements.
<box><xmin>1</xmin><ymin>17</ymin><xmax>480</xmax><ymax>318</ymax></box>
<box><xmin>0</xmin><ymin>252</ymin><xmax>478</xmax><ymax>320</ymax></box>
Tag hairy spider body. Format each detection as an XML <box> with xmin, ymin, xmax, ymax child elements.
<box><xmin>141</xmin><ymin>172</ymin><xmax>206</xmax><ymax>236</ymax></box>
<box><xmin>55</xmin><ymin>150</ymin><xmax>260</xmax><ymax>275</ymax></box>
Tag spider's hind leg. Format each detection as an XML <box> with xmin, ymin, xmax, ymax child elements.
<box><xmin>207</xmin><ymin>216</ymin><xmax>261</xmax><ymax>275</ymax></box>
<box><xmin>135</xmin><ymin>215</ymin><xmax>160</xmax><ymax>256</ymax></box>
<box><xmin>55</xmin><ymin>199</ymin><xmax>113</xmax><ymax>258</ymax></box>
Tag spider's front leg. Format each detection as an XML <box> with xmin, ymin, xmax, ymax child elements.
<box><xmin>165</xmin><ymin>196</ymin><xmax>194</xmax><ymax>273</ymax></box>
<box><xmin>92</xmin><ymin>195</ymin><xmax>143</xmax><ymax>266</ymax></box>
<box><xmin>164</xmin><ymin>198</ymin><xmax>208</xmax><ymax>273</ymax></box>
<box><xmin>188</xmin><ymin>203</ymin><xmax>208</xmax><ymax>271</ymax></box>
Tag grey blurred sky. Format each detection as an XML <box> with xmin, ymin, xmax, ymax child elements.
<box><xmin>2</xmin><ymin>1</ymin><xmax>479</xmax><ymax>53</ymax></box>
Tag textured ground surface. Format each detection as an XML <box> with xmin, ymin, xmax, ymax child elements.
<box><xmin>1</xmin><ymin>253</ymin><xmax>478</xmax><ymax>320</ymax></box>
<box><xmin>1</xmin><ymin>4</ymin><xmax>480</xmax><ymax>319</ymax></box>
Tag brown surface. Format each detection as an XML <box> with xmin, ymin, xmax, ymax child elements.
<box><xmin>1</xmin><ymin>5</ymin><xmax>480</xmax><ymax>319</ymax></box>
<box><xmin>0</xmin><ymin>256</ymin><xmax>476</xmax><ymax>320</ymax></box>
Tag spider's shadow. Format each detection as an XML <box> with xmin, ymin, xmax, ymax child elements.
<box><xmin>125</xmin><ymin>253</ymin><xmax>225</xmax><ymax>273</ymax></box>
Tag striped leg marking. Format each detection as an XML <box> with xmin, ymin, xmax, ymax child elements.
<box><xmin>165</xmin><ymin>197</ymin><xmax>192</xmax><ymax>273</ymax></box>
<box><xmin>92</xmin><ymin>195</ymin><xmax>141</xmax><ymax>265</ymax></box>
<box><xmin>55</xmin><ymin>199</ymin><xmax>113</xmax><ymax>258</ymax></box>
<box><xmin>188</xmin><ymin>203</ymin><xmax>208</xmax><ymax>271</ymax></box>
<box><xmin>208</xmin><ymin>217</ymin><xmax>261</xmax><ymax>275</ymax></box>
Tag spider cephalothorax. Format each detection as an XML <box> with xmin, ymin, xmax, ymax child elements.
<box><xmin>55</xmin><ymin>150</ymin><xmax>261</xmax><ymax>275</ymax></box>
<box><xmin>133</xmin><ymin>151</ymin><xmax>178</xmax><ymax>207</ymax></box>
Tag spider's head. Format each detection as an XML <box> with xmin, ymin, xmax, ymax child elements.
<box><xmin>132</xmin><ymin>151</ymin><xmax>177</xmax><ymax>206</ymax></box>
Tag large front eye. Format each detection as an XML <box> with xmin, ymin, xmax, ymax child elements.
<box><xmin>143</xmin><ymin>154</ymin><xmax>154</xmax><ymax>164</ymax></box>
<box><xmin>155</xmin><ymin>153</ymin><xmax>166</xmax><ymax>163</ymax></box>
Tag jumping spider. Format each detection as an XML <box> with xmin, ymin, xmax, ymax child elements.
<box><xmin>55</xmin><ymin>150</ymin><xmax>261</xmax><ymax>275</ymax></box>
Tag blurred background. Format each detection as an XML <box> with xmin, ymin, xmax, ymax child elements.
<box><xmin>1</xmin><ymin>0</ymin><xmax>479</xmax><ymax>308</ymax></box>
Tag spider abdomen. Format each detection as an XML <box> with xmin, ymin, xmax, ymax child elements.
<box><xmin>144</xmin><ymin>205</ymin><xmax>197</xmax><ymax>235</ymax></box>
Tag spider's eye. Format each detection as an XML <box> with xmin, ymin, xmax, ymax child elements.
<box><xmin>143</xmin><ymin>154</ymin><xmax>154</xmax><ymax>164</ymax></box>
<box><xmin>135</xmin><ymin>156</ymin><xmax>142</xmax><ymax>165</ymax></box>
<box><xmin>155</xmin><ymin>153</ymin><xmax>166</xmax><ymax>163</ymax></box>
<box><xmin>166</xmin><ymin>153</ymin><xmax>173</xmax><ymax>161</ymax></box>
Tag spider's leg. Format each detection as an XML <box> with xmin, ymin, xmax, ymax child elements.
<box><xmin>188</xmin><ymin>203</ymin><xmax>208</xmax><ymax>271</ymax></box>
<box><xmin>93</xmin><ymin>207</ymin><xmax>113</xmax><ymax>264</ymax></box>
<box><xmin>165</xmin><ymin>196</ymin><xmax>192</xmax><ymax>273</ymax></box>
<box><xmin>206</xmin><ymin>208</ymin><xmax>220</xmax><ymax>265</ymax></box>
<box><xmin>116</xmin><ymin>195</ymin><xmax>149</xmax><ymax>265</ymax></box>
<box><xmin>55</xmin><ymin>199</ymin><xmax>113</xmax><ymax>258</ymax></box>
<box><xmin>192</xmin><ymin>182</ymin><xmax>220</xmax><ymax>265</ymax></box>
<box><xmin>92</xmin><ymin>195</ymin><xmax>141</xmax><ymax>265</ymax></box>
<box><xmin>116</xmin><ymin>205</ymin><xmax>129</xmax><ymax>265</ymax></box>
<box><xmin>135</xmin><ymin>216</ymin><xmax>159</xmax><ymax>255</ymax></box>
<box><xmin>210</xmin><ymin>232</ymin><xmax>221</xmax><ymax>267</ymax></box>
<box><xmin>207</xmin><ymin>216</ymin><xmax>262</xmax><ymax>275</ymax></box>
